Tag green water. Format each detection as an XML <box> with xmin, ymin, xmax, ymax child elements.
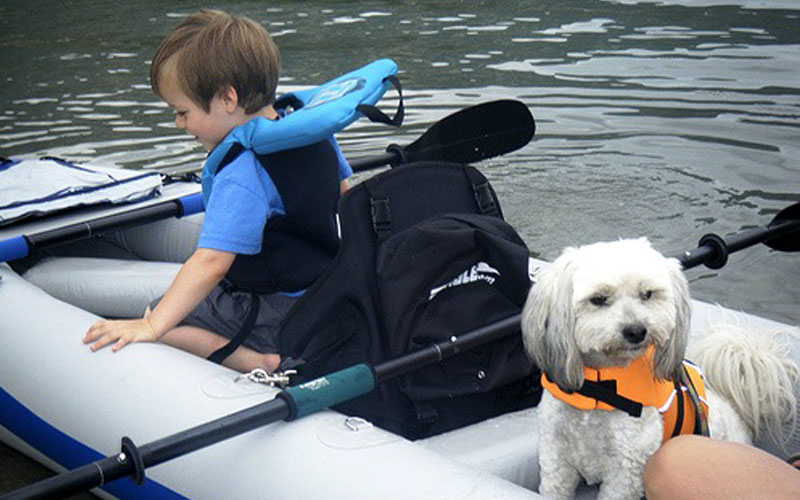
<box><xmin>1</xmin><ymin>0</ymin><xmax>799</xmax><ymax>495</ymax></box>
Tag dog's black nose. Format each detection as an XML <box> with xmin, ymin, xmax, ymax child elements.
<box><xmin>622</xmin><ymin>324</ymin><xmax>647</xmax><ymax>344</ymax></box>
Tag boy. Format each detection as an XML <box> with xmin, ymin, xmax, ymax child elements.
<box><xmin>83</xmin><ymin>10</ymin><xmax>351</xmax><ymax>373</ymax></box>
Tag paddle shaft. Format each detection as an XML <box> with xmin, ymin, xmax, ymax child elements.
<box><xmin>349</xmin><ymin>150</ymin><xmax>397</xmax><ymax>171</ymax></box>
<box><xmin>677</xmin><ymin>217</ymin><xmax>800</xmax><ymax>269</ymax></box>
<box><xmin>1</xmin><ymin>100</ymin><xmax>535</xmax><ymax>264</ymax></box>
<box><xmin>0</xmin><ymin>192</ymin><xmax>204</xmax><ymax>263</ymax></box>
<box><xmin>0</xmin><ymin>400</ymin><xmax>292</xmax><ymax>500</ymax></box>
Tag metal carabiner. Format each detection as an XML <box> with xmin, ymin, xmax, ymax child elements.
<box><xmin>234</xmin><ymin>368</ymin><xmax>297</xmax><ymax>389</ymax></box>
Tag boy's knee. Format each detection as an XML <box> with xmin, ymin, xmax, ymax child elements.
<box><xmin>263</xmin><ymin>353</ymin><xmax>281</xmax><ymax>373</ymax></box>
<box><xmin>644</xmin><ymin>435</ymin><xmax>697</xmax><ymax>498</ymax></box>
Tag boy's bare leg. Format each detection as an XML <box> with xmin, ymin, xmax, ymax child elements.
<box><xmin>159</xmin><ymin>325</ymin><xmax>280</xmax><ymax>373</ymax></box>
<box><xmin>644</xmin><ymin>435</ymin><xmax>800</xmax><ymax>500</ymax></box>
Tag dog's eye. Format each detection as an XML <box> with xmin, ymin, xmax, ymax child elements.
<box><xmin>641</xmin><ymin>290</ymin><xmax>653</xmax><ymax>301</ymax></box>
<box><xmin>589</xmin><ymin>295</ymin><xmax>609</xmax><ymax>307</ymax></box>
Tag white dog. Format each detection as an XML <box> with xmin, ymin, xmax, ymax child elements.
<box><xmin>521</xmin><ymin>238</ymin><xmax>798</xmax><ymax>500</ymax></box>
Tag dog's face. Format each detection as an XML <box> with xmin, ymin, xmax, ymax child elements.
<box><xmin>522</xmin><ymin>238</ymin><xmax>691</xmax><ymax>392</ymax></box>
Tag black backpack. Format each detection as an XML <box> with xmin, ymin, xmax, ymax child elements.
<box><xmin>278</xmin><ymin>161</ymin><xmax>541</xmax><ymax>439</ymax></box>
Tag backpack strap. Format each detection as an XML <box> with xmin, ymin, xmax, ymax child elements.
<box><xmin>364</xmin><ymin>176</ymin><xmax>393</xmax><ymax>241</ymax></box>
<box><xmin>363</xmin><ymin>164</ymin><xmax>500</xmax><ymax>242</ymax></box>
<box><xmin>463</xmin><ymin>167</ymin><xmax>500</xmax><ymax>217</ymax></box>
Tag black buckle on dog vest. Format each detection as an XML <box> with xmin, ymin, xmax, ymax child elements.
<box><xmin>577</xmin><ymin>379</ymin><xmax>644</xmax><ymax>418</ymax></box>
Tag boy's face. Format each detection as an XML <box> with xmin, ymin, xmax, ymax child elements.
<box><xmin>158</xmin><ymin>62</ymin><xmax>238</xmax><ymax>152</ymax></box>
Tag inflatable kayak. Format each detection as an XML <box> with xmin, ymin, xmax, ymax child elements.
<box><xmin>0</xmin><ymin>99</ymin><xmax>796</xmax><ymax>498</ymax></box>
<box><xmin>1</xmin><ymin>175</ymin><xmax>798</xmax><ymax>500</ymax></box>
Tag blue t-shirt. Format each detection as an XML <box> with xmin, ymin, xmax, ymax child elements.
<box><xmin>198</xmin><ymin>136</ymin><xmax>351</xmax><ymax>255</ymax></box>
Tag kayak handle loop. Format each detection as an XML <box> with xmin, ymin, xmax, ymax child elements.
<box><xmin>120</xmin><ymin>436</ymin><xmax>146</xmax><ymax>485</ymax></box>
<box><xmin>698</xmin><ymin>233</ymin><xmax>729</xmax><ymax>269</ymax></box>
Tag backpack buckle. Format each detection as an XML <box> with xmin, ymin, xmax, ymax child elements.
<box><xmin>370</xmin><ymin>196</ymin><xmax>392</xmax><ymax>239</ymax></box>
<box><xmin>473</xmin><ymin>181</ymin><xmax>498</xmax><ymax>216</ymax></box>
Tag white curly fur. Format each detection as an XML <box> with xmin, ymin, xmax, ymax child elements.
<box><xmin>521</xmin><ymin>238</ymin><xmax>798</xmax><ymax>500</ymax></box>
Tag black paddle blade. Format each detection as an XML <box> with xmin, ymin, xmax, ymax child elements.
<box><xmin>404</xmin><ymin>99</ymin><xmax>535</xmax><ymax>164</ymax></box>
<box><xmin>765</xmin><ymin>201</ymin><xmax>800</xmax><ymax>252</ymax></box>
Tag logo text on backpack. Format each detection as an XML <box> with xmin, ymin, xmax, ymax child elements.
<box><xmin>429</xmin><ymin>262</ymin><xmax>501</xmax><ymax>300</ymax></box>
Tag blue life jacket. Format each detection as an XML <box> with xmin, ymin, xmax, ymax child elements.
<box><xmin>220</xmin><ymin>139</ymin><xmax>342</xmax><ymax>294</ymax></box>
<box><xmin>201</xmin><ymin>58</ymin><xmax>400</xmax><ymax>206</ymax></box>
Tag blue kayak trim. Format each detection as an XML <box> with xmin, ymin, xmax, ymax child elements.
<box><xmin>0</xmin><ymin>192</ymin><xmax>205</xmax><ymax>264</ymax></box>
<box><xmin>176</xmin><ymin>192</ymin><xmax>204</xmax><ymax>218</ymax></box>
<box><xmin>0</xmin><ymin>378</ymin><xmax>189</xmax><ymax>499</ymax></box>
<box><xmin>0</xmin><ymin>235</ymin><xmax>29</xmax><ymax>262</ymax></box>
<box><xmin>0</xmin><ymin>158</ymin><xmax>22</xmax><ymax>172</ymax></box>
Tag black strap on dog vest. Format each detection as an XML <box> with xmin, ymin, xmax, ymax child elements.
<box><xmin>577</xmin><ymin>379</ymin><xmax>644</xmax><ymax>418</ymax></box>
<box><xmin>670</xmin><ymin>379</ymin><xmax>685</xmax><ymax>438</ymax></box>
<box><xmin>207</xmin><ymin>292</ymin><xmax>261</xmax><ymax>364</ymax></box>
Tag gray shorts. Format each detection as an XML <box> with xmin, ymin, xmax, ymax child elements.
<box><xmin>150</xmin><ymin>281</ymin><xmax>298</xmax><ymax>354</ymax></box>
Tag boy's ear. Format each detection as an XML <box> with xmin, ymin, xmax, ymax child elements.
<box><xmin>218</xmin><ymin>85</ymin><xmax>239</xmax><ymax>113</ymax></box>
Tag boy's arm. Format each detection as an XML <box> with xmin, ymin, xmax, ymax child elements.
<box><xmin>83</xmin><ymin>248</ymin><xmax>235</xmax><ymax>352</ymax></box>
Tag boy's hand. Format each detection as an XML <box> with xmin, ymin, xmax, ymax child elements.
<box><xmin>83</xmin><ymin>317</ymin><xmax>159</xmax><ymax>353</ymax></box>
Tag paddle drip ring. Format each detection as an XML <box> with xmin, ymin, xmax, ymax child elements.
<box><xmin>385</xmin><ymin>143</ymin><xmax>407</xmax><ymax>166</ymax></box>
<box><xmin>120</xmin><ymin>436</ymin><xmax>146</xmax><ymax>485</ymax></box>
<box><xmin>698</xmin><ymin>233</ymin><xmax>729</xmax><ymax>269</ymax></box>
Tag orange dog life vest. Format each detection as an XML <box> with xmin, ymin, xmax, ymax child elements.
<box><xmin>541</xmin><ymin>346</ymin><xmax>708</xmax><ymax>443</ymax></box>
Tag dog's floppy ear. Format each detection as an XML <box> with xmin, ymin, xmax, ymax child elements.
<box><xmin>522</xmin><ymin>249</ymin><xmax>584</xmax><ymax>391</ymax></box>
<box><xmin>653</xmin><ymin>257</ymin><xmax>691</xmax><ymax>381</ymax></box>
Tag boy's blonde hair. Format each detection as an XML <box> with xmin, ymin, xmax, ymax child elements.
<box><xmin>151</xmin><ymin>9</ymin><xmax>280</xmax><ymax>114</ymax></box>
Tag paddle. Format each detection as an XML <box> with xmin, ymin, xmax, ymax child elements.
<box><xmin>3</xmin><ymin>201</ymin><xmax>798</xmax><ymax>500</ymax></box>
<box><xmin>0</xmin><ymin>99</ymin><xmax>535</xmax><ymax>264</ymax></box>
<box><xmin>348</xmin><ymin>99</ymin><xmax>535</xmax><ymax>171</ymax></box>
<box><xmin>676</xmin><ymin>201</ymin><xmax>800</xmax><ymax>269</ymax></box>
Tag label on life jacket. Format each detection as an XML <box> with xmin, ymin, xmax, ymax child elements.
<box><xmin>201</xmin><ymin>58</ymin><xmax>399</xmax><ymax>205</ymax></box>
